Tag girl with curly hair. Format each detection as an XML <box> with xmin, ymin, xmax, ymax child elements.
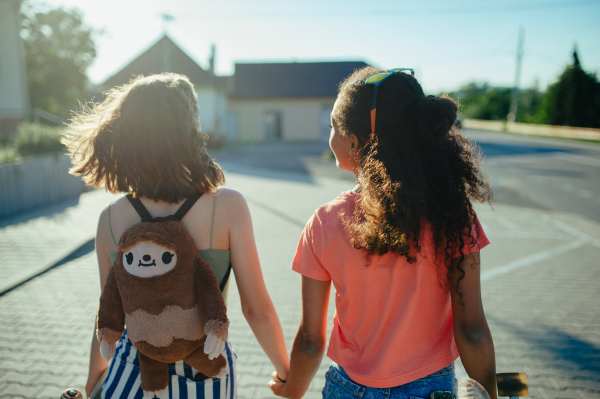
<box><xmin>269</xmin><ymin>67</ymin><xmax>496</xmax><ymax>399</ymax></box>
<box><xmin>64</xmin><ymin>73</ymin><xmax>289</xmax><ymax>398</ymax></box>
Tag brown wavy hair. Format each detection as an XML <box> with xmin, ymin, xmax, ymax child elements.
<box><xmin>62</xmin><ymin>73</ymin><xmax>224</xmax><ymax>203</ymax></box>
<box><xmin>337</xmin><ymin>67</ymin><xmax>492</xmax><ymax>284</ymax></box>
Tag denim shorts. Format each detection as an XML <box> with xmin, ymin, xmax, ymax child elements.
<box><xmin>322</xmin><ymin>362</ymin><xmax>457</xmax><ymax>399</ymax></box>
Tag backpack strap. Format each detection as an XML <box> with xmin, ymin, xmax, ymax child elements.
<box><xmin>173</xmin><ymin>191</ymin><xmax>203</xmax><ymax>221</ymax></box>
<box><xmin>220</xmin><ymin>264</ymin><xmax>232</xmax><ymax>292</ymax></box>
<box><xmin>126</xmin><ymin>194</ymin><xmax>153</xmax><ymax>222</ymax></box>
<box><xmin>126</xmin><ymin>192</ymin><xmax>204</xmax><ymax>223</ymax></box>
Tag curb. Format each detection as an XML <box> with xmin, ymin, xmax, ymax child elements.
<box><xmin>463</xmin><ymin>119</ymin><xmax>600</xmax><ymax>141</ymax></box>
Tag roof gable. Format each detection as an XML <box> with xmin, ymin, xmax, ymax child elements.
<box><xmin>99</xmin><ymin>36</ymin><xmax>213</xmax><ymax>90</ymax></box>
<box><xmin>232</xmin><ymin>61</ymin><xmax>368</xmax><ymax>98</ymax></box>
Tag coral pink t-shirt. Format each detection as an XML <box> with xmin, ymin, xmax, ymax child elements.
<box><xmin>292</xmin><ymin>191</ymin><xmax>489</xmax><ymax>388</ymax></box>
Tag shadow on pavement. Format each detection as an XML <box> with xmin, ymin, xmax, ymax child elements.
<box><xmin>212</xmin><ymin>142</ymin><xmax>353</xmax><ymax>183</ymax></box>
<box><xmin>489</xmin><ymin>315</ymin><xmax>600</xmax><ymax>375</ymax></box>
<box><xmin>476</xmin><ymin>142</ymin><xmax>567</xmax><ymax>158</ymax></box>
<box><xmin>0</xmin><ymin>238</ymin><xmax>95</xmax><ymax>297</ymax></box>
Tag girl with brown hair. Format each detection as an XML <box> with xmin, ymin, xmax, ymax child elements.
<box><xmin>269</xmin><ymin>67</ymin><xmax>496</xmax><ymax>399</ymax></box>
<box><xmin>63</xmin><ymin>73</ymin><xmax>289</xmax><ymax>398</ymax></box>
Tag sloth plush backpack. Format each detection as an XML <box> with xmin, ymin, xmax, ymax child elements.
<box><xmin>96</xmin><ymin>192</ymin><xmax>230</xmax><ymax>395</ymax></box>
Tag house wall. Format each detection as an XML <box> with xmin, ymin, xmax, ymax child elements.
<box><xmin>0</xmin><ymin>0</ymin><xmax>30</xmax><ymax>133</ymax></box>
<box><xmin>196</xmin><ymin>87</ymin><xmax>227</xmax><ymax>137</ymax></box>
<box><xmin>228</xmin><ymin>97</ymin><xmax>336</xmax><ymax>142</ymax></box>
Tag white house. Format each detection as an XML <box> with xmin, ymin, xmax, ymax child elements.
<box><xmin>226</xmin><ymin>61</ymin><xmax>367</xmax><ymax>142</ymax></box>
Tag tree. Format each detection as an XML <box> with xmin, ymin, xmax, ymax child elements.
<box><xmin>446</xmin><ymin>83</ymin><xmax>541</xmax><ymax>122</ymax></box>
<box><xmin>535</xmin><ymin>49</ymin><xmax>600</xmax><ymax>128</ymax></box>
<box><xmin>21</xmin><ymin>4</ymin><xmax>97</xmax><ymax>118</ymax></box>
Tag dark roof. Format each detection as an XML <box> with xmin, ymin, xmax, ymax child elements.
<box><xmin>231</xmin><ymin>61</ymin><xmax>368</xmax><ymax>98</ymax></box>
<box><xmin>99</xmin><ymin>36</ymin><xmax>215</xmax><ymax>90</ymax></box>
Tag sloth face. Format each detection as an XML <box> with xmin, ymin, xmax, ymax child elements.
<box><xmin>122</xmin><ymin>241</ymin><xmax>177</xmax><ymax>278</ymax></box>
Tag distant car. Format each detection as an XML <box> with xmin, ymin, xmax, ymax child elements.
<box><xmin>455</xmin><ymin>118</ymin><xmax>462</xmax><ymax>130</ymax></box>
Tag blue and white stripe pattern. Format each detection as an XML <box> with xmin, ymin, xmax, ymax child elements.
<box><xmin>102</xmin><ymin>331</ymin><xmax>237</xmax><ymax>399</ymax></box>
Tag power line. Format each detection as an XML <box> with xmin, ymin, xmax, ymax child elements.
<box><xmin>174</xmin><ymin>0</ymin><xmax>600</xmax><ymax>20</ymax></box>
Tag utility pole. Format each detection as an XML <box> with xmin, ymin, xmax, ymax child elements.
<box><xmin>508</xmin><ymin>27</ymin><xmax>525</xmax><ymax>123</ymax></box>
<box><xmin>209</xmin><ymin>44</ymin><xmax>221</xmax><ymax>139</ymax></box>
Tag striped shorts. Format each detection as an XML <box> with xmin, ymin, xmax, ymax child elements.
<box><xmin>102</xmin><ymin>331</ymin><xmax>237</xmax><ymax>399</ymax></box>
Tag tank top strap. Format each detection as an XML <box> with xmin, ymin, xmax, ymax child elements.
<box><xmin>210</xmin><ymin>191</ymin><xmax>217</xmax><ymax>249</ymax></box>
<box><xmin>107</xmin><ymin>196</ymin><xmax>119</xmax><ymax>248</ymax></box>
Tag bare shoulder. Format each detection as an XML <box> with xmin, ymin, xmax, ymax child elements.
<box><xmin>96</xmin><ymin>201</ymin><xmax>112</xmax><ymax>253</ymax></box>
<box><xmin>96</xmin><ymin>195</ymin><xmax>128</xmax><ymax>250</ymax></box>
<box><xmin>215</xmin><ymin>187</ymin><xmax>249</xmax><ymax>213</ymax></box>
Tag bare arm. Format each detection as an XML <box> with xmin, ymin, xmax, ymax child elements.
<box><xmin>227</xmin><ymin>191</ymin><xmax>290</xmax><ymax>380</ymax></box>
<box><xmin>270</xmin><ymin>276</ymin><xmax>331</xmax><ymax>399</ymax></box>
<box><xmin>450</xmin><ymin>251</ymin><xmax>497</xmax><ymax>399</ymax></box>
<box><xmin>85</xmin><ymin>208</ymin><xmax>113</xmax><ymax>397</ymax></box>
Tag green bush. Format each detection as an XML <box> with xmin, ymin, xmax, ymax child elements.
<box><xmin>0</xmin><ymin>147</ymin><xmax>19</xmax><ymax>165</ymax></box>
<box><xmin>445</xmin><ymin>83</ymin><xmax>542</xmax><ymax>123</ymax></box>
<box><xmin>14</xmin><ymin>122</ymin><xmax>65</xmax><ymax>156</ymax></box>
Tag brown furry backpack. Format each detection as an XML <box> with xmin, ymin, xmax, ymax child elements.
<box><xmin>96</xmin><ymin>192</ymin><xmax>229</xmax><ymax>397</ymax></box>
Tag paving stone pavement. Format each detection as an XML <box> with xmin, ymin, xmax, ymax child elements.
<box><xmin>0</xmin><ymin>189</ymin><xmax>117</xmax><ymax>294</ymax></box>
<box><xmin>1</xmin><ymin>166</ymin><xmax>599</xmax><ymax>399</ymax></box>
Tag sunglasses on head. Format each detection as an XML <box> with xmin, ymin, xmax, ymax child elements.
<box><xmin>364</xmin><ymin>68</ymin><xmax>415</xmax><ymax>143</ymax></box>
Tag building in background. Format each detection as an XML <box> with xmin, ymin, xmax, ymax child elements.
<box><xmin>226</xmin><ymin>61</ymin><xmax>367</xmax><ymax>142</ymax></box>
<box><xmin>96</xmin><ymin>35</ymin><xmax>227</xmax><ymax>140</ymax></box>
<box><xmin>97</xmin><ymin>44</ymin><xmax>368</xmax><ymax>143</ymax></box>
<box><xmin>0</xmin><ymin>0</ymin><xmax>30</xmax><ymax>136</ymax></box>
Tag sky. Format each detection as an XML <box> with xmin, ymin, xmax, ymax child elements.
<box><xmin>32</xmin><ymin>0</ymin><xmax>600</xmax><ymax>94</ymax></box>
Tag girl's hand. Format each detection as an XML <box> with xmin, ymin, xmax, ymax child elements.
<box><xmin>268</xmin><ymin>371</ymin><xmax>287</xmax><ymax>397</ymax></box>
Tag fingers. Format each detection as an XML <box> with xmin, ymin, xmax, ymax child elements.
<box><xmin>204</xmin><ymin>333</ymin><xmax>218</xmax><ymax>356</ymax></box>
<box><xmin>268</xmin><ymin>371</ymin><xmax>286</xmax><ymax>396</ymax></box>
<box><xmin>100</xmin><ymin>341</ymin><xmax>116</xmax><ymax>361</ymax></box>
<box><xmin>267</xmin><ymin>380</ymin><xmax>285</xmax><ymax>395</ymax></box>
<box><xmin>209</xmin><ymin>338</ymin><xmax>224</xmax><ymax>359</ymax></box>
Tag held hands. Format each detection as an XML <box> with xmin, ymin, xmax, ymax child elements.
<box><xmin>204</xmin><ymin>332</ymin><xmax>225</xmax><ymax>360</ymax></box>
<box><xmin>268</xmin><ymin>371</ymin><xmax>289</xmax><ymax>398</ymax></box>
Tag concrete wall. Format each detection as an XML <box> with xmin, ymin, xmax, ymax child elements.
<box><xmin>0</xmin><ymin>0</ymin><xmax>29</xmax><ymax>113</ymax></box>
<box><xmin>228</xmin><ymin>97</ymin><xmax>336</xmax><ymax>142</ymax></box>
<box><xmin>0</xmin><ymin>153</ymin><xmax>87</xmax><ymax>218</ymax></box>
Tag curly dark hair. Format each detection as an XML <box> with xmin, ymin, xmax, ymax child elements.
<box><xmin>62</xmin><ymin>73</ymin><xmax>224</xmax><ymax>203</ymax></box>
<box><xmin>336</xmin><ymin>66</ymin><xmax>493</xmax><ymax>289</ymax></box>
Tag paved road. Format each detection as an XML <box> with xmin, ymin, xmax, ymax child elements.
<box><xmin>0</xmin><ymin>131</ymin><xmax>599</xmax><ymax>399</ymax></box>
<box><xmin>467</xmin><ymin>130</ymin><xmax>600</xmax><ymax>223</ymax></box>
<box><xmin>211</xmin><ymin>130</ymin><xmax>600</xmax><ymax>222</ymax></box>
